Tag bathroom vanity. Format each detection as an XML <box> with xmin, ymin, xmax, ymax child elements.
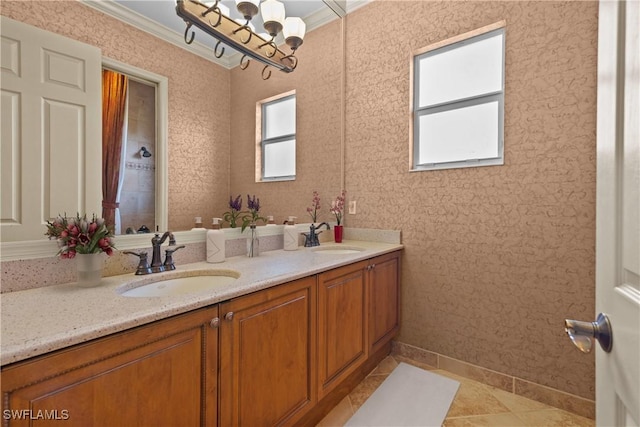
<box><xmin>0</xmin><ymin>242</ymin><xmax>401</xmax><ymax>426</ymax></box>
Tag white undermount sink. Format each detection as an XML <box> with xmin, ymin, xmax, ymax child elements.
<box><xmin>118</xmin><ymin>270</ymin><xmax>240</xmax><ymax>298</ymax></box>
<box><xmin>312</xmin><ymin>245</ymin><xmax>366</xmax><ymax>255</ymax></box>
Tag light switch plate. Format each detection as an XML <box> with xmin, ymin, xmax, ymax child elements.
<box><xmin>348</xmin><ymin>201</ymin><xmax>357</xmax><ymax>214</ymax></box>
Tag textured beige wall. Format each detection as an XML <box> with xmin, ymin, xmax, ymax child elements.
<box><xmin>1</xmin><ymin>1</ymin><xmax>230</xmax><ymax>232</ymax></box>
<box><xmin>228</xmin><ymin>20</ymin><xmax>344</xmax><ymax>225</ymax></box>
<box><xmin>3</xmin><ymin>0</ymin><xmax>598</xmax><ymax>401</ymax></box>
<box><xmin>344</xmin><ymin>1</ymin><xmax>598</xmax><ymax>399</ymax></box>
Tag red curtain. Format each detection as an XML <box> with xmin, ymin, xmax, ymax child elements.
<box><xmin>101</xmin><ymin>70</ymin><xmax>128</xmax><ymax>227</ymax></box>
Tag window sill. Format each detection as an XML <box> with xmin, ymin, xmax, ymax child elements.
<box><xmin>259</xmin><ymin>176</ymin><xmax>296</xmax><ymax>182</ymax></box>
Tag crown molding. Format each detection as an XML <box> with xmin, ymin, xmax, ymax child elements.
<box><xmin>82</xmin><ymin>0</ymin><xmax>233</xmax><ymax>68</ymax></box>
<box><xmin>80</xmin><ymin>0</ymin><xmax>369</xmax><ymax>70</ymax></box>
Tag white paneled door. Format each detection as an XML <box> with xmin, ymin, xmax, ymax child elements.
<box><xmin>595</xmin><ymin>0</ymin><xmax>640</xmax><ymax>426</ymax></box>
<box><xmin>1</xmin><ymin>17</ymin><xmax>101</xmax><ymax>241</ymax></box>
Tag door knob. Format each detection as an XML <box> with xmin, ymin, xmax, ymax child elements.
<box><xmin>564</xmin><ymin>313</ymin><xmax>612</xmax><ymax>353</ymax></box>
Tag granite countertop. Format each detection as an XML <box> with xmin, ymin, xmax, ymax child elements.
<box><xmin>1</xmin><ymin>240</ymin><xmax>402</xmax><ymax>366</ymax></box>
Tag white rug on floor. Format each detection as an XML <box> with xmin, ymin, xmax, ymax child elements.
<box><xmin>345</xmin><ymin>362</ymin><xmax>460</xmax><ymax>427</ymax></box>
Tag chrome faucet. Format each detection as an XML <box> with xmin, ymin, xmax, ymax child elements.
<box><xmin>303</xmin><ymin>222</ymin><xmax>330</xmax><ymax>247</ymax></box>
<box><xmin>125</xmin><ymin>231</ymin><xmax>184</xmax><ymax>275</ymax></box>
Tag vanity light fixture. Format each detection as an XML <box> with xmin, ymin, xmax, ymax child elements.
<box><xmin>176</xmin><ymin>0</ymin><xmax>306</xmax><ymax>80</ymax></box>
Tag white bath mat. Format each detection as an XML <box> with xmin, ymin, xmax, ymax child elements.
<box><xmin>345</xmin><ymin>362</ymin><xmax>460</xmax><ymax>427</ymax></box>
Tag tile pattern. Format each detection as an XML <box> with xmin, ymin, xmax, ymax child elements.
<box><xmin>342</xmin><ymin>0</ymin><xmax>598</xmax><ymax>400</ymax></box>
<box><xmin>317</xmin><ymin>355</ymin><xmax>595</xmax><ymax>427</ymax></box>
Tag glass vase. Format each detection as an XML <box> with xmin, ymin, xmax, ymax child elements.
<box><xmin>76</xmin><ymin>253</ymin><xmax>104</xmax><ymax>287</ymax></box>
<box><xmin>247</xmin><ymin>224</ymin><xmax>259</xmax><ymax>257</ymax></box>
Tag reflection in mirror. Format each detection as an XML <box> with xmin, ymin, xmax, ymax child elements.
<box><xmin>102</xmin><ymin>58</ymin><xmax>168</xmax><ymax>237</ymax></box>
<box><xmin>0</xmin><ymin>0</ymin><xmax>348</xmax><ymax>260</ymax></box>
<box><xmin>119</xmin><ymin>78</ymin><xmax>157</xmax><ymax>235</ymax></box>
<box><xmin>103</xmin><ymin>72</ymin><xmax>157</xmax><ymax>235</ymax></box>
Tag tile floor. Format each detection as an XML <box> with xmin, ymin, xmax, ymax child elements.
<box><xmin>317</xmin><ymin>355</ymin><xmax>595</xmax><ymax>427</ymax></box>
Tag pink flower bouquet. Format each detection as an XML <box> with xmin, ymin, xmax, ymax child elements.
<box><xmin>45</xmin><ymin>213</ymin><xmax>116</xmax><ymax>258</ymax></box>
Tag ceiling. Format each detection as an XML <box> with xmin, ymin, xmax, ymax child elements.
<box><xmin>83</xmin><ymin>0</ymin><xmax>364</xmax><ymax>68</ymax></box>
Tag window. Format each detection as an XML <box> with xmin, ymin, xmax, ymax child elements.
<box><xmin>412</xmin><ymin>25</ymin><xmax>505</xmax><ymax>171</ymax></box>
<box><xmin>259</xmin><ymin>92</ymin><xmax>296</xmax><ymax>181</ymax></box>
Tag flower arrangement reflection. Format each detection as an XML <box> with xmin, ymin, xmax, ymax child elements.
<box><xmin>45</xmin><ymin>213</ymin><xmax>115</xmax><ymax>258</ymax></box>
<box><xmin>223</xmin><ymin>195</ymin><xmax>243</xmax><ymax>228</ymax></box>
<box><xmin>330</xmin><ymin>190</ymin><xmax>346</xmax><ymax>226</ymax></box>
<box><xmin>242</xmin><ymin>194</ymin><xmax>266</xmax><ymax>232</ymax></box>
<box><xmin>307</xmin><ymin>190</ymin><xmax>321</xmax><ymax>223</ymax></box>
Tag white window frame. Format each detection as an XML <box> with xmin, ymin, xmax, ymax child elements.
<box><xmin>411</xmin><ymin>22</ymin><xmax>506</xmax><ymax>171</ymax></box>
<box><xmin>257</xmin><ymin>91</ymin><xmax>296</xmax><ymax>182</ymax></box>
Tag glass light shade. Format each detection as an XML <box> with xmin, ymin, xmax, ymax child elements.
<box><xmin>283</xmin><ymin>17</ymin><xmax>305</xmax><ymax>50</ymax></box>
<box><xmin>283</xmin><ymin>17</ymin><xmax>306</xmax><ymax>40</ymax></box>
<box><xmin>261</xmin><ymin>0</ymin><xmax>285</xmax><ymax>36</ymax></box>
<box><xmin>261</xmin><ymin>0</ymin><xmax>285</xmax><ymax>24</ymax></box>
<box><xmin>219</xmin><ymin>2</ymin><xmax>230</xmax><ymax>15</ymax></box>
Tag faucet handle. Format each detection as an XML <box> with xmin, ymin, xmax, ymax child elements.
<box><xmin>123</xmin><ymin>251</ymin><xmax>152</xmax><ymax>275</ymax></box>
<box><xmin>163</xmin><ymin>245</ymin><xmax>185</xmax><ymax>271</ymax></box>
<box><xmin>123</xmin><ymin>250</ymin><xmax>146</xmax><ymax>259</ymax></box>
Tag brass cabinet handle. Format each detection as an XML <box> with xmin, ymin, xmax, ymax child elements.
<box><xmin>210</xmin><ymin>317</ymin><xmax>220</xmax><ymax>329</ymax></box>
<box><xmin>225</xmin><ymin>312</ymin><xmax>234</xmax><ymax>321</ymax></box>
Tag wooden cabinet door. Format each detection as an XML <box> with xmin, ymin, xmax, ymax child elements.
<box><xmin>317</xmin><ymin>261</ymin><xmax>368</xmax><ymax>399</ymax></box>
<box><xmin>368</xmin><ymin>251</ymin><xmax>401</xmax><ymax>353</ymax></box>
<box><xmin>0</xmin><ymin>306</ymin><xmax>219</xmax><ymax>427</ymax></box>
<box><xmin>219</xmin><ymin>277</ymin><xmax>316</xmax><ymax>427</ymax></box>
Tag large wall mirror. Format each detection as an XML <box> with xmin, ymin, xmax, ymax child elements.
<box><xmin>0</xmin><ymin>0</ymin><xmax>347</xmax><ymax>259</ymax></box>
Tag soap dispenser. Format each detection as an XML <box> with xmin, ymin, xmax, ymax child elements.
<box><xmin>284</xmin><ymin>216</ymin><xmax>298</xmax><ymax>251</ymax></box>
<box><xmin>207</xmin><ymin>218</ymin><xmax>225</xmax><ymax>263</ymax></box>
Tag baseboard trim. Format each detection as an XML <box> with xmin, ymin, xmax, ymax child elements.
<box><xmin>391</xmin><ymin>341</ymin><xmax>595</xmax><ymax>420</ymax></box>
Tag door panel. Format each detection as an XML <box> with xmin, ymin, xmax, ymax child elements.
<box><xmin>369</xmin><ymin>252</ymin><xmax>401</xmax><ymax>353</ymax></box>
<box><xmin>317</xmin><ymin>261</ymin><xmax>368</xmax><ymax>399</ymax></box>
<box><xmin>0</xmin><ymin>17</ymin><xmax>101</xmax><ymax>241</ymax></box>
<box><xmin>595</xmin><ymin>0</ymin><xmax>640</xmax><ymax>425</ymax></box>
<box><xmin>219</xmin><ymin>277</ymin><xmax>317</xmax><ymax>426</ymax></box>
